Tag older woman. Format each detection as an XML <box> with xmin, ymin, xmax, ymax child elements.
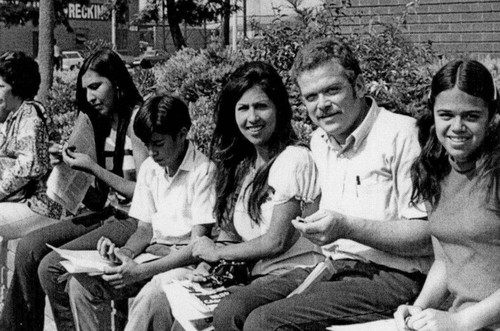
<box><xmin>0</xmin><ymin>51</ymin><xmax>61</xmax><ymax>238</ymax></box>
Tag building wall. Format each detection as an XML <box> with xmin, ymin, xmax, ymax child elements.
<box><xmin>0</xmin><ymin>0</ymin><xmax>139</xmax><ymax>57</ymax></box>
<box><xmin>342</xmin><ymin>0</ymin><xmax>500</xmax><ymax>57</ymax></box>
<box><xmin>241</xmin><ymin>0</ymin><xmax>500</xmax><ymax>57</ymax></box>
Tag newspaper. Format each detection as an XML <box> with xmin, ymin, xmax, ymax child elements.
<box><xmin>47</xmin><ymin>244</ymin><xmax>160</xmax><ymax>274</ymax></box>
<box><xmin>46</xmin><ymin>112</ymin><xmax>96</xmax><ymax>214</ymax></box>
<box><xmin>163</xmin><ymin>280</ymin><xmax>231</xmax><ymax>331</ymax></box>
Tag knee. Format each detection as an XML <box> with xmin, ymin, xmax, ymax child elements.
<box><xmin>213</xmin><ymin>294</ymin><xmax>252</xmax><ymax>331</ymax></box>
<box><xmin>37</xmin><ymin>252</ymin><xmax>57</xmax><ymax>285</ymax></box>
<box><xmin>15</xmin><ymin>234</ymin><xmax>46</xmax><ymax>268</ymax></box>
<box><xmin>132</xmin><ymin>281</ymin><xmax>170</xmax><ymax>313</ymax></box>
<box><xmin>243</xmin><ymin>306</ymin><xmax>275</xmax><ymax>331</ymax></box>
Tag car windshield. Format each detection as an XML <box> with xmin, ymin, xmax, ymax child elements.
<box><xmin>64</xmin><ymin>53</ymin><xmax>80</xmax><ymax>58</ymax></box>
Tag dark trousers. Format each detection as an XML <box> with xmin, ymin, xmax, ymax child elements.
<box><xmin>0</xmin><ymin>209</ymin><xmax>137</xmax><ymax>331</ymax></box>
<box><xmin>214</xmin><ymin>259</ymin><xmax>426</xmax><ymax>331</ymax></box>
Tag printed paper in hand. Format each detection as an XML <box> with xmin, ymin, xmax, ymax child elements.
<box><xmin>46</xmin><ymin>112</ymin><xmax>96</xmax><ymax>214</ymax></box>
<box><xmin>47</xmin><ymin>244</ymin><xmax>160</xmax><ymax>274</ymax></box>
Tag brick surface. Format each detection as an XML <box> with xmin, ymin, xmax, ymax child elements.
<box><xmin>347</xmin><ymin>1</ymin><xmax>500</xmax><ymax>56</ymax></box>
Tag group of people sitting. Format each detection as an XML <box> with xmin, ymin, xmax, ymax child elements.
<box><xmin>0</xmin><ymin>36</ymin><xmax>499</xmax><ymax>331</ymax></box>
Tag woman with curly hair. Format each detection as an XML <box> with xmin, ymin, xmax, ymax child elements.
<box><xmin>0</xmin><ymin>51</ymin><xmax>59</xmax><ymax>235</ymax></box>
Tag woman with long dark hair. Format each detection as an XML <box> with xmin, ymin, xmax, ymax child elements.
<box><xmin>190</xmin><ymin>61</ymin><xmax>324</xmax><ymax>330</ymax></box>
<box><xmin>394</xmin><ymin>59</ymin><xmax>500</xmax><ymax>331</ymax></box>
<box><xmin>0</xmin><ymin>48</ymin><xmax>148</xmax><ymax>331</ymax></box>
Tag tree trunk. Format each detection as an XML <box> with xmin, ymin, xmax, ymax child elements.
<box><xmin>37</xmin><ymin>0</ymin><xmax>55</xmax><ymax>103</ymax></box>
<box><xmin>222</xmin><ymin>0</ymin><xmax>230</xmax><ymax>46</ymax></box>
<box><xmin>165</xmin><ymin>0</ymin><xmax>186</xmax><ymax>50</ymax></box>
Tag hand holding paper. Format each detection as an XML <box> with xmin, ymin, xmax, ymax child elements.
<box><xmin>47</xmin><ymin>244</ymin><xmax>160</xmax><ymax>276</ymax></box>
<box><xmin>46</xmin><ymin>113</ymin><xmax>97</xmax><ymax>214</ymax></box>
<box><xmin>48</xmin><ymin>143</ymin><xmax>63</xmax><ymax>166</ymax></box>
<box><xmin>62</xmin><ymin>145</ymin><xmax>98</xmax><ymax>175</ymax></box>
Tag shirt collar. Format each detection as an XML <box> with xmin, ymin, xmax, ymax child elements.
<box><xmin>177</xmin><ymin>140</ymin><xmax>197</xmax><ymax>172</ymax></box>
<box><xmin>5</xmin><ymin>100</ymin><xmax>27</xmax><ymax>123</ymax></box>
<box><xmin>350</xmin><ymin>97</ymin><xmax>380</xmax><ymax>150</ymax></box>
<box><xmin>318</xmin><ymin>97</ymin><xmax>380</xmax><ymax>153</ymax></box>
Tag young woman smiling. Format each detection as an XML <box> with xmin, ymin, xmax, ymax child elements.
<box><xmin>189</xmin><ymin>61</ymin><xmax>324</xmax><ymax>331</ymax></box>
<box><xmin>394</xmin><ymin>59</ymin><xmax>500</xmax><ymax>331</ymax></box>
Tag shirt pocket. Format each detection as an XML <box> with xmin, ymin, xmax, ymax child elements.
<box><xmin>355</xmin><ymin>180</ymin><xmax>389</xmax><ymax>220</ymax></box>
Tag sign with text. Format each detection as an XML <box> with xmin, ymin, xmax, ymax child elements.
<box><xmin>64</xmin><ymin>3</ymin><xmax>109</xmax><ymax>21</ymax></box>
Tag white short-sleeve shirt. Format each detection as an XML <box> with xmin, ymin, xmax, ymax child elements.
<box><xmin>311</xmin><ymin>98</ymin><xmax>430</xmax><ymax>273</ymax></box>
<box><xmin>128</xmin><ymin>141</ymin><xmax>215</xmax><ymax>245</ymax></box>
<box><xmin>233</xmin><ymin>146</ymin><xmax>325</xmax><ymax>276</ymax></box>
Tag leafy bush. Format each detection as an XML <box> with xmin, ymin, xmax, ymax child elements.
<box><xmin>45</xmin><ymin>70</ymin><xmax>78</xmax><ymax>142</ymax></box>
<box><xmin>350</xmin><ymin>23</ymin><xmax>436</xmax><ymax>118</ymax></box>
<box><xmin>49</xmin><ymin>1</ymin><xmax>500</xmax><ymax>155</ymax></box>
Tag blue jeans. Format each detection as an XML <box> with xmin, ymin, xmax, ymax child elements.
<box><xmin>0</xmin><ymin>209</ymin><xmax>136</xmax><ymax>331</ymax></box>
<box><xmin>214</xmin><ymin>259</ymin><xmax>426</xmax><ymax>331</ymax></box>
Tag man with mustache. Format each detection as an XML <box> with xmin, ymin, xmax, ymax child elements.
<box><xmin>214</xmin><ymin>38</ymin><xmax>433</xmax><ymax>331</ymax></box>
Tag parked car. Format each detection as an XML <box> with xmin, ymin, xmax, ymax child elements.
<box><xmin>117</xmin><ymin>52</ymin><xmax>135</xmax><ymax>69</ymax></box>
<box><xmin>132</xmin><ymin>49</ymin><xmax>169</xmax><ymax>69</ymax></box>
<box><xmin>62</xmin><ymin>51</ymin><xmax>84</xmax><ymax>70</ymax></box>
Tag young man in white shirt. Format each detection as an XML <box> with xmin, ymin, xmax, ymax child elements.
<box><xmin>214</xmin><ymin>38</ymin><xmax>433</xmax><ymax>331</ymax></box>
<box><xmin>67</xmin><ymin>94</ymin><xmax>216</xmax><ymax>331</ymax></box>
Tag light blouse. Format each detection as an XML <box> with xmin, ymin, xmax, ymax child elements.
<box><xmin>233</xmin><ymin>145</ymin><xmax>324</xmax><ymax>276</ymax></box>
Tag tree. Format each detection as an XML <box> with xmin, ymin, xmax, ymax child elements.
<box><xmin>37</xmin><ymin>0</ymin><xmax>56</xmax><ymax>103</ymax></box>
<box><xmin>166</xmin><ymin>0</ymin><xmax>186</xmax><ymax>49</ymax></box>
<box><xmin>0</xmin><ymin>0</ymin><xmax>111</xmax><ymax>102</ymax></box>
<box><xmin>135</xmin><ymin>0</ymin><xmax>238</xmax><ymax>50</ymax></box>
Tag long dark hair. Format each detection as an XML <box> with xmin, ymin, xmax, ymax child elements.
<box><xmin>76</xmin><ymin>48</ymin><xmax>142</xmax><ymax>177</ymax></box>
<box><xmin>210</xmin><ymin>61</ymin><xmax>298</xmax><ymax>230</ymax></box>
<box><xmin>411</xmin><ymin>59</ymin><xmax>500</xmax><ymax>209</ymax></box>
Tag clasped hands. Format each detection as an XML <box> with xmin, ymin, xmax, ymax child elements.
<box><xmin>394</xmin><ymin>305</ymin><xmax>470</xmax><ymax>331</ymax></box>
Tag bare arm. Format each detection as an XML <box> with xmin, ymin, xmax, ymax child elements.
<box><xmin>62</xmin><ymin>123</ymin><xmax>149</xmax><ymax>199</ymax></box>
<box><xmin>192</xmin><ymin>198</ymin><xmax>307</xmax><ymax>262</ymax></box>
<box><xmin>101</xmin><ymin>223</ymin><xmax>212</xmax><ymax>287</ymax></box>
<box><xmin>454</xmin><ymin>287</ymin><xmax>500</xmax><ymax>330</ymax></box>
<box><xmin>97</xmin><ymin>220</ymin><xmax>152</xmax><ymax>262</ymax></box>
<box><xmin>138</xmin><ymin>224</ymin><xmax>213</xmax><ymax>279</ymax></box>
<box><xmin>394</xmin><ymin>258</ymin><xmax>449</xmax><ymax>330</ymax></box>
<box><xmin>412</xmin><ymin>238</ymin><xmax>449</xmax><ymax>309</ymax></box>
<box><xmin>293</xmin><ymin>209</ymin><xmax>432</xmax><ymax>257</ymax></box>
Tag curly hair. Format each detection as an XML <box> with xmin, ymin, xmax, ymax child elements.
<box><xmin>291</xmin><ymin>38</ymin><xmax>361</xmax><ymax>87</ymax></box>
<box><xmin>0</xmin><ymin>51</ymin><xmax>40</xmax><ymax>100</ymax></box>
